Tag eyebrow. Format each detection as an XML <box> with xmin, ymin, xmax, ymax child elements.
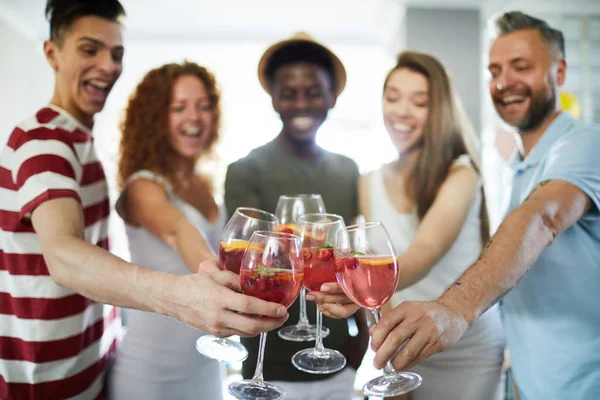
<box><xmin>77</xmin><ymin>36</ymin><xmax>124</xmax><ymax>51</ymax></box>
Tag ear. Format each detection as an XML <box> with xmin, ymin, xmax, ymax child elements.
<box><xmin>329</xmin><ymin>92</ymin><xmax>337</xmax><ymax>109</ymax></box>
<box><xmin>43</xmin><ymin>40</ymin><xmax>59</xmax><ymax>71</ymax></box>
<box><xmin>555</xmin><ymin>58</ymin><xmax>567</xmax><ymax>87</ymax></box>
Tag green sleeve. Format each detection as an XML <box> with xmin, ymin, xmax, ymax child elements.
<box><xmin>224</xmin><ymin>159</ymin><xmax>262</xmax><ymax>217</ymax></box>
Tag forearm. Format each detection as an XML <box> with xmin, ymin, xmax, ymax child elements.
<box><xmin>396</xmin><ymin>244</ymin><xmax>441</xmax><ymax>290</ymax></box>
<box><xmin>439</xmin><ymin>204</ymin><xmax>556</xmax><ymax>324</ymax></box>
<box><xmin>173</xmin><ymin>218</ymin><xmax>217</xmax><ymax>272</ymax></box>
<box><xmin>43</xmin><ymin>235</ymin><xmax>175</xmax><ymax>315</ymax></box>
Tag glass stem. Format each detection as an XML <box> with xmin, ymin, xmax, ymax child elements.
<box><xmin>314</xmin><ymin>308</ymin><xmax>325</xmax><ymax>354</ymax></box>
<box><xmin>250</xmin><ymin>332</ymin><xmax>267</xmax><ymax>385</ymax></box>
<box><xmin>297</xmin><ymin>287</ymin><xmax>309</xmax><ymax>326</ymax></box>
<box><xmin>371</xmin><ymin>310</ymin><xmax>396</xmax><ymax>377</ymax></box>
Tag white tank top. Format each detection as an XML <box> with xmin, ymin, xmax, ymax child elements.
<box><xmin>110</xmin><ymin>170</ymin><xmax>227</xmax><ymax>398</ymax></box>
<box><xmin>369</xmin><ymin>155</ymin><xmax>483</xmax><ymax>307</ymax></box>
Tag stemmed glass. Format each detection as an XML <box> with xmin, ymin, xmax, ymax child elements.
<box><xmin>275</xmin><ymin>194</ymin><xmax>330</xmax><ymax>342</ymax></box>
<box><xmin>291</xmin><ymin>213</ymin><xmax>347</xmax><ymax>374</ymax></box>
<box><xmin>196</xmin><ymin>207</ymin><xmax>279</xmax><ymax>363</ymax></box>
<box><xmin>228</xmin><ymin>231</ymin><xmax>304</xmax><ymax>400</ymax></box>
<box><xmin>333</xmin><ymin>222</ymin><xmax>422</xmax><ymax>397</ymax></box>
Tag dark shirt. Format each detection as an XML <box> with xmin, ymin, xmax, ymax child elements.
<box><xmin>225</xmin><ymin>139</ymin><xmax>359</xmax><ymax>382</ymax></box>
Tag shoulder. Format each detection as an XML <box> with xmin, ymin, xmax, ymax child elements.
<box><xmin>323</xmin><ymin>150</ymin><xmax>359</xmax><ymax>172</ymax></box>
<box><xmin>229</xmin><ymin>142</ymin><xmax>274</xmax><ymax>167</ymax></box>
<box><xmin>448</xmin><ymin>154</ymin><xmax>479</xmax><ymax>179</ymax></box>
<box><xmin>551</xmin><ymin>119</ymin><xmax>600</xmax><ymax>153</ymax></box>
<box><xmin>125</xmin><ymin>170</ymin><xmax>172</xmax><ymax>193</ymax></box>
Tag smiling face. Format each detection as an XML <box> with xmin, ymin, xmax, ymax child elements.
<box><xmin>167</xmin><ymin>74</ymin><xmax>215</xmax><ymax>160</ymax></box>
<box><xmin>44</xmin><ymin>16</ymin><xmax>124</xmax><ymax>127</ymax></box>
<box><xmin>382</xmin><ymin>68</ymin><xmax>429</xmax><ymax>154</ymax></box>
<box><xmin>271</xmin><ymin>62</ymin><xmax>336</xmax><ymax>144</ymax></box>
<box><xmin>488</xmin><ymin>29</ymin><xmax>565</xmax><ymax>132</ymax></box>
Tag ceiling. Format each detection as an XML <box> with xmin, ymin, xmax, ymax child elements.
<box><xmin>0</xmin><ymin>0</ymin><xmax>485</xmax><ymax>45</ymax></box>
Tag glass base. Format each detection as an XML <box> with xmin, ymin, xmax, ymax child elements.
<box><xmin>228</xmin><ymin>379</ymin><xmax>285</xmax><ymax>400</ymax></box>
<box><xmin>196</xmin><ymin>335</ymin><xmax>248</xmax><ymax>362</ymax></box>
<box><xmin>291</xmin><ymin>348</ymin><xmax>346</xmax><ymax>374</ymax></box>
<box><xmin>277</xmin><ymin>323</ymin><xmax>330</xmax><ymax>342</ymax></box>
<box><xmin>363</xmin><ymin>371</ymin><xmax>423</xmax><ymax>397</ymax></box>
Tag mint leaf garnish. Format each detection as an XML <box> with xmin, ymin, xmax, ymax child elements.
<box><xmin>256</xmin><ymin>263</ymin><xmax>276</xmax><ymax>277</ymax></box>
<box><xmin>351</xmin><ymin>251</ymin><xmax>365</xmax><ymax>256</ymax></box>
<box><xmin>319</xmin><ymin>241</ymin><xmax>333</xmax><ymax>249</ymax></box>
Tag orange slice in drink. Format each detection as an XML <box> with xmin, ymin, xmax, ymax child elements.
<box><xmin>220</xmin><ymin>241</ymin><xmax>249</xmax><ymax>252</ymax></box>
<box><xmin>358</xmin><ymin>256</ymin><xmax>396</xmax><ymax>266</ymax></box>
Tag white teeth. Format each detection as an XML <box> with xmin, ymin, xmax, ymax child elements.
<box><xmin>291</xmin><ymin>117</ymin><xmax>314</xmax><ymax>130</ymax></box>
<box><xmin>88</xmin><ymin>79</ymin><xmax>109</xmax><ymax>89</ymax></box>
<box><xmin>502</xmin><ymin>95</ymin><xmax>526</xmax><ymax>104</ymax></box>
<box><xmin>392</xmin><ymin>123</ymin><xmax>411</xmax><ymax>133</ymax></box>
<box><xmin>182</xmin><ymin>125</ymin><xmax>201</xmax><ymax>136</ymax></box>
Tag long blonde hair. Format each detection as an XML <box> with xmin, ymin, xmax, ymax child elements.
<box><xmin>385</xmin><ymin>51</ymin><xmax>489</xmax><ymax>243</ymax></box>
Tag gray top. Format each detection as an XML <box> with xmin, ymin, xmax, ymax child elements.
<box><xmin>225</xmin><ymin>139</ymin><xmax>359</xmax><ymax>225</ymax></box>
<box><xmin>108</xmin><ymin>170</ymin><xmax>227</xmax><ymax>399</ymax></box>
<box><xmin>225</xmin><ymin>139</ymin><xmax>360</xmax><ymax>382</ymax></box>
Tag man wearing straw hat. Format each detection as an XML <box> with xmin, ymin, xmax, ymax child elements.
<box><xmin>225</xmin><ymin>33</ymin><xmax>369</xmax><ymax>399</ymax></box>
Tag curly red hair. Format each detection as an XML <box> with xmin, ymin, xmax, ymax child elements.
<box><xmin>118</xmin><ymin>61</ymin><xmax>221</xmax><ymax>194</ymax></box>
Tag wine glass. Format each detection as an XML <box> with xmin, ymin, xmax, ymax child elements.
<box><xmin>275</xmin><ymin>194</ymin><xmax>330</xmax><ymax>342</ymax></box>
<box><xmin>291</xmin><ymin>213</ymin><xmax>347</xmax><ymax>374</ymax></box>
<box><xmin>333</xmin><ymin>222</ymin><xmax>422</xmax><ymax>397</ymax></box>
<box><xmin>196</xmin><ymin>207</ymin><xmax>278</xmax><ymax>363</ymax></box>
<box><xmin>228</xmin><ymin>231</ymin><xmax>304</xmax><ymax>400</ymax></box>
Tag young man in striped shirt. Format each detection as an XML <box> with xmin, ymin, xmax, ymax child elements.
<box><xmin>0</xmin><ymin>2</ymin><xmax>288</xmax><ymax>399</ymax></box>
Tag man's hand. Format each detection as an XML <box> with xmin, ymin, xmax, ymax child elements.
<box><xmin>306</xmin><ymin>283</ymin><xmax>361</xmax><ymax>319</ymax></box>
<box><xmin>370</xmin><ymin>299</ymin><xmax>469</xmax><ymax>371</ymax></box>
<box><xmin>164</xmin><ymin>260</ymin><xmax>289</xmax><ymax>337</ymax></box>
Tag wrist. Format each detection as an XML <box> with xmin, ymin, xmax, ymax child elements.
<box><xmin>134</xmin><ymin>266</ymin><xmax>178</xmax><ymax>317</ymax></box>
<box><xmin>437</xmin><ymin>287</ymin><xmax>477</xmax><ymax>326</ymax></box>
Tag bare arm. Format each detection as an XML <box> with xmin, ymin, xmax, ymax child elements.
<box><xmin>371</xmin><ymin>179</ymin><xmax>592</xmax><ymax>370</ymax></box>
<box><xmin>32</xmin><ymin>198</ymin><xmax>289</xmax><ymax>337</ymax></box>
<box><xmin>124</xmin><ymin>179</ymin><xmax>216</xmax><ymax>272</ymax></box>
<box><xmin>396</xmin><ymin>165</ymin><xmax>479</xmax><ymax>289</ymax></box>
<box><xmin>439</xmin><ymin>179</ymin><xmax>591</xmax><ymax>323</ymax></box>
<box><xmin>311</xmin><ymin>166</ymin><xmax>479</xmax><ymax>317</ymax></box>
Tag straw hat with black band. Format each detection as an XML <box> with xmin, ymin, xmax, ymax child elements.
<box><xmin>257</xmin><ymin>32</ymin><xmax>347</xmax><ymax>98</ymax></box>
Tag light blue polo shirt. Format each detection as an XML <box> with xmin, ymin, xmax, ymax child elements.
<box><xmin>501</xmin><ymin>112</ymin><xmax>600</xmax><ymax>400</ymax></box>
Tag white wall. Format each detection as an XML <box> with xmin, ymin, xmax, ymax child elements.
<box><xmin>0</xmin><ymin>20</ymin><xmax>53</xmax><ymax>145</ymax></box>
<box><xmin>405</xmin><ymin>7</ymin><xmax>482</xmax><ymax>132</ymax></box>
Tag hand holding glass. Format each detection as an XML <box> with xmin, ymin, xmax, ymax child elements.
<box><xmin>228</xmin><ymin>231</ymin><xmax>304</xmax><ymax>400</ymax></box>
<box><xmin>196</xmin><ymin>207</ymin><xmax>278</xmax><ymax>362</ymax></box>
<box><xmin>334</xmin><ymin>222</ymin><xmax>422</xmax><ymax>397</ymax></box>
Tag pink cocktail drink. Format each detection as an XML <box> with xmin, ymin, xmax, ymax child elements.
<box><xmin>240</xmin><ymin>269</ymin><xmax>303</xmax><ymax>308</ymax></box>
<box><xmin>218</xmin><ymin>240</ymin><xmax>248</xmax><ymax>274</ymax></box>
<box><xmin>302</xmin><ymin>247</ymin><xmax>336</xmax><ymax>292</ymax></box>
<box><xmin>334</xmin><ymin>255</ymin><xmax>397</xmax><ymax>310</ymax></box>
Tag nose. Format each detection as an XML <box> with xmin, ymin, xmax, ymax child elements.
<box><xmin>293</xmin><ymin>93</ymin><xmax>309</xmax><ymax>110</ymax></box>
<box><xmin>396</xmin><ymin>98</ymin><xmax>411</xmax><ymax>117</ymax></box>
<box><xmin>493</xmin><ymin>70</ymin><xmax>516</xmax><ymax>93</ymax></box>
<box><xmin>98</xmin><ymin>50</ymin><xmax>120</xmax><ymax>76</ymax></box>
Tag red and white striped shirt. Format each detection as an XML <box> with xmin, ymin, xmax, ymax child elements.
<box><xmin>0</xmin><ymin>106</ymin><xmax>119</xmax><ymax>400</ymax></box>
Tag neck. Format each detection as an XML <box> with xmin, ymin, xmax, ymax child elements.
<box><xmin>50</xmin><ymin>91</ymin><xmax>94</xmax><ymax>130</ymax></box>
<box><xmin>391</xmin><ymin>147</ymin><xmax>421</xmax><ymax>179</ymax></box>
<box><xmin>517</xmin><ymin>110</ymin><xmax>561</xmax><ymax>158</ymax></box>
<box><xmin>276</xmin><ymin>131</ymin><xmax>321</xmax><ymax>159</ymax></box>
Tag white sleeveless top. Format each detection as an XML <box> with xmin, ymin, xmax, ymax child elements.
<box><xmin>360</xmin><ymin>156</ymin><xmax>505</xmax><ymax>397</ymax></box>
<box><xmin>108</xmin><ymin>170</ymin><xmax>227</xmax><ymax>400</ymax></box>
<box><xmin>370</xmin><ymin>155</ymin><xmax>484</xmax><ymax>306</ymax></box>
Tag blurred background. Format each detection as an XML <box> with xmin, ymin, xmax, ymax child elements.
<box><xmin>1</xmin><ymin>0</ymin><xmax>599</xmax><ymax>397</ymax></box>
